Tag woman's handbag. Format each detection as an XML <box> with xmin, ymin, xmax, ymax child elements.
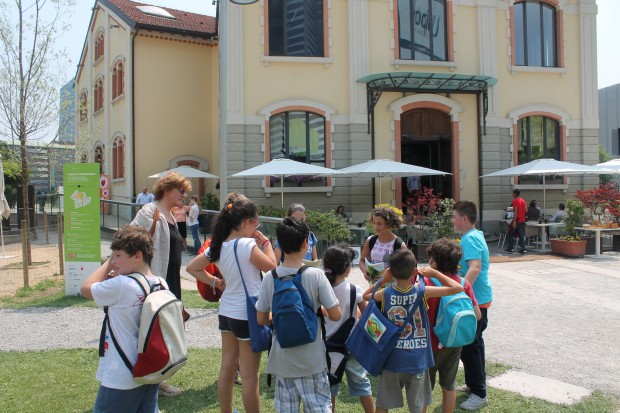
<box><xmin>345</xmin><ymin>277</ymin><xmax>416</xmax><ymax>376</ymax></box>
<box><xmin>233</xmin><ymin>239</ymin><xmax>272</xmax><ymax>353</ymax></box>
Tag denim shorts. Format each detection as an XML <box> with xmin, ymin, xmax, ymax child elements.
<box><xmin>330</xmin><ymin>355</ymin><xmax>372</xmax><ymax>397</ymax></box>
<box><xmin>93</xmin><ymin>384</ymin><xmax>158</xmax><ymax>413</ymax></box>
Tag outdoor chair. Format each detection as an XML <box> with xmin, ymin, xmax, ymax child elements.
<box><xmin>498</xmin><ymin>220</ymin><xmax>510</xmax><ymax>249</ymax></box>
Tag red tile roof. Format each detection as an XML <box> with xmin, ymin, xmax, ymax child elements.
<box><xmin>104</xmin><ymin>0</ymin><xmax>216</xmax><ymax>36</ymax></box>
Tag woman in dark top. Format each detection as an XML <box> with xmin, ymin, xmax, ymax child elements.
<box><xmin>527</xmin><ymin>200</ymin><xmax>541</xmax><ymax>221</ymax></box>
<box><xmin>130</xmin><ymin>172</ymin><xmax>191</xmax><ymax>397</ymax></box>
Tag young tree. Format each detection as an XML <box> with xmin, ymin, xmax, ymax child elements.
<box><xmin>0</xmin><ymin>0</ymin><xmax>73</xmax><ymax>262</ymax></box>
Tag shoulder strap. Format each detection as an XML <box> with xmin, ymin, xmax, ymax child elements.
<box><xmin>368</xmin><ymin>235</ymin><xmax>379</xmax><ymax>252</ymax></box>
<box><xmin>233</xmin><ymin>239</ymin><xmax>251</xmax><ymax>299</ymax></box>
<box><xmin>394</xmin><ymin>237</ymin><xmax>404</xmax><ymax>250</ymax></box>
<box><xmin>149</xmin><ymin>207</ymin><xmax>160</xmax><ymax>237</ymax></box>
<box><xmin>348</xmin><ymin>284</ymin><xmax>356</xmax><ymax>319</ymax></box>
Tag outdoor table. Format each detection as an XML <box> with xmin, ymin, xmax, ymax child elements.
<box><xmin>575</xmin><ymin>226</ymin><xmax>617</xmax><ymax>258</ymax></box>
<box><xmin>525</xmin><ymin>221</ymin><xmax>562</xmax><ymax>252</ymax></box>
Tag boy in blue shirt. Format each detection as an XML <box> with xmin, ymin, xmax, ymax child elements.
<box><xmin>368</xmin><ymin>249</ymin><xmax>464</xmax><ymax>413</ymax></box>
<box><xmin>451</xmin><ymin>200</ymin><xmax>493</xmax><ymax>410</ymax></box>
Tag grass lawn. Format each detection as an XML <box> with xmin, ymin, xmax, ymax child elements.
<box><xmin>0</xmin><ymin>349</ymin><xmax>617</xmax><ymax>413</ymax></box>
<box><xmin>0</xmin><ymin>279</ymin><xmax>217</xmax><ymax>310</ymax></box>
<box><xmin>1</xmin><ymin>282</ymin><xmax>618</xmax><ymax>412</ymax></box>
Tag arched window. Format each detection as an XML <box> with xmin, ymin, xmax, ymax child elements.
<box><xmin>94</xmin><ymin>145</ymin><xmax>104</xmax><ymax>174</ymax></box>
<box><xmin>94</xmin><ymin>78</ymin><xmax>104</xmax><ymax>112</ymax></box>
<box><xmin>112</xmin><ymin>135</ymin><xmax>125</xmax><ymax>179</ymax></box>
<box><xmin>513</xmin><ymin>1</ymin><xmax>558</xmax><ymax>67</ymax></box>
<box><xmin>517</xmin><ymin>115</ymin><xmax>560</xmax><ymax>183</ymax></box>
<box><xmin>79</xmin><ymin>90</ymin><xmax>88</xmax><ymax>122</ymax></box>
<box><xmin>111</xmin><ymin>60</ymin><xmax>124</xmax><ymax>99</ymax></box>
<box><xmin>396</xmin><ymin>0</ymin><xmax>448</xmax><ymax>61</ymax></box>
<box><xmin>269</xmin><ymin>110</ymin><xmax>326</xmax><ymax>185</ymax></box>
<box><xmin>268</xmin><ymin>0</ymin><xmax>325</xmax><ymax>57</ymax></box>
<box><xmin>95</xmin><ymin>30</ymin><xmax>104</xmax><ymax>61</ymax></box>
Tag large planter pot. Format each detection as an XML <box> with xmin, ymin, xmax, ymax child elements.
<box><xmin>582</xmin><ymin>236</ymin><xmax>596</xmax><ymax>255</ymax></box>
<box><xmin>550</xmin><ymin>239</ymin><xmax>587</xmax><ymax>257</ymax></box>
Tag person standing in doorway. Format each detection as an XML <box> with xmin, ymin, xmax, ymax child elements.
<box><xmin>505</xmin><ymin>188</ymin><xmax>527</xmax><ymax>254</ymax></box>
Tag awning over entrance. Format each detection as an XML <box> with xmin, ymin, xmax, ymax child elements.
<box><xmin>358</xmin><ymin>72</ymin><xmax>498</xmax><ymax>133</ymax></box>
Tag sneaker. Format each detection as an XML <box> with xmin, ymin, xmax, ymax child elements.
<box><xmin>519</xmin><ymin>249</ymin><xmax>527</xmax><ymax>254</ymax></box>
<box><xmin>158</xmin><ymin>382</ymin><xmax>181</xmax><ymax>397</ymax></box>
<box><xmin>234</xmin><ymin>369</ymin><xmax>242</xmax><ymax>385</ymax></box>
<box><xmin>455</xmin><ymin>384</ymin><xmax>471</xmax><ymax>393</ymax></box>
<box><xmin>504</xmin><ymin>248</ymin><xmax>515</xmax><ymax>253</ymax></box>
<box><xmin>460</xmin><ymin>394</ymin><xmax>488</xmax><ymax>410</ymax></box>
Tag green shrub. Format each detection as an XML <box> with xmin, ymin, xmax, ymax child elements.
<box><xmin>202</xmin><ymin>192</ymin><xmax>220</xmax><ymax>211</ymax></box>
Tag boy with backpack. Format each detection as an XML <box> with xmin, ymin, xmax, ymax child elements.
<box><xmin>256</xmin><ymin>217</ymin><xmax>342</xmax><ymax>413</ymax></box>
<box><xmin>364</xmin><ymin>249</ymin><xmax>464</xmax><ymax>413</ymax></box>
<box><xmin>451</xmin><ymin>200</ymin><xmax>493</xmax><ymax>410</ymax></box>
<box><xmin>422</xmin><ymin>238</ymin><xmax>481</xmax><ymax>413</ymax></box>
<box><xmin>81</xmin><ymin>225</ymin><xmax>168</xmax><ymax>413</ymax></box>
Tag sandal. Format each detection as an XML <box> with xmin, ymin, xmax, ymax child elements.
<box><xmin>234</xmin><ymin>369</ymin><xmax>242</xmax><ymax>385</ymax></box>
<box><xmin>158</xmin><ymin>382</ymin><xmax>182</xmax><ymax>397</ymax></box>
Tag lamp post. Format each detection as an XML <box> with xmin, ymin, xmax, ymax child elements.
<box><xmin>218</xmin><ymin>0</ymin><xmax>258</xmax><ymax>207</ymax></box>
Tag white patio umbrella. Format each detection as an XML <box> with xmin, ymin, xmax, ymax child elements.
<box><xmin>148</xmin><ymin>165</ymin><xmax>219</xmax><ymax>179</ymax></box>
<box><xmin>229</xmin><ymin>158</ymin><xmax>340</xmax><ymax>207</ymax></box>
<box><xmin>336</xmin><ymin>159</ymin><xmax>450</xmax><ymax>203</ymax></box>
<box><xmin>0</xmin><ymin>159</ymin><xmax>14</xmax><ymax>259</ymax></box>
<box><xmin>481</xmin><ymin>158</ymin><xmax>615</xmax><ymax>213</ymax></box>
<box><xmin>596</xmin><ymin>159</ymin><xmax>620</xmax><ymax>171</ymax></box>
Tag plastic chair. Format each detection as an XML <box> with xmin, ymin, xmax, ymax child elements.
<box><xmin>498</xmin><ymin>220</ymin><xmax>510</xmax><ymax>249</ymax></box>
<box><xmin>549</xmin><ymin>222</ymin><xmax>567</xmax><ymax>238</ymax></box>
<box><xmin>525</xmin><ymin>224</ymin><xmax>539</xmax><ymax>247</ymax></box>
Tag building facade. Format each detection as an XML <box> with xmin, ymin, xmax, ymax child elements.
<box><xmin>78</xmin><ymin>0</ymin><xmax>599</xmax><ymax>231</ymax></box>
<box><xmin>58</xmin><ymin>80</ymin><xmax>76</xmax><ymax>145</ymax></box>
<box><xmin>599</xmin><ymin>83</ymin><xmax>620</xmax><ymax>157</ymax></box>
<box><xmin>75</xmin><ymin>0</ymin><xmax>218</xmax><ymax>203</ymax></box>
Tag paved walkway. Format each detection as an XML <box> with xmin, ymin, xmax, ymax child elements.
<box><xmin>3</xmin><ymin>240</ymin><xmax>620</xmax><ymax>404</ymax></box>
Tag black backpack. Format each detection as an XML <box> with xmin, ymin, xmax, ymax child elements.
<box><xmin>325</xmin><ymin>284</ymin><xmax>357</xmax><ymax>385</ymax></box>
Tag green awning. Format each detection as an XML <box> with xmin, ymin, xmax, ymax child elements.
<box><xmin>358</xmin><ymin>71</ymin><xmax>498</xmax><ymax>134</ymax></box>
<box><xmin>358</xmin><ymin>72</ymin><xmax>497</xmax><ymax>92</ymax></box>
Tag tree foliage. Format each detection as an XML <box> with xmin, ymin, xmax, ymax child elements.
<box><xmin>0</xmin><ymin>0</ymin><xmax>74</xmax><ymax>263</ymax></box>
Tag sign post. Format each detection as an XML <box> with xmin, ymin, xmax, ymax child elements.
<box><xmin>63</xmin><ymin>163</ymin><xmax>101</xmax><ymax>295</ymax></box>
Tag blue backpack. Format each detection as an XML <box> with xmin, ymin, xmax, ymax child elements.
<box><xmin>431</xmin><ymin>277</ymin><xmax>477</xmax><ymax>348</ymax></box>
<box><xmin>271</xmin><ymin>266</ymin><xmax>318</xmax><ymax>348</ymax></box>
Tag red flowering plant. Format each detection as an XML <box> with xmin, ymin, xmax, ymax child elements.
<box><xmin>575</xmin><ymin>183</ymin><xmax>620</xmax><ymax>223</ymax></box>
<box><xmin>403</xmin><ymin>186</ymin><xmax>441</xmax><ymax>225</ymax></box>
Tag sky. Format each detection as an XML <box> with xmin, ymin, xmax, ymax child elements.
<box><xmin>54</xmin><ymin>0</ymin><xmax>620</xmax><ymax>89</ymax></box>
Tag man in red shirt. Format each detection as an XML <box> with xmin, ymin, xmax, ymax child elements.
<box><xmin>505</xmin><ymin>188</ymin><xmax>527</xmax><ymax>254</ymax></box>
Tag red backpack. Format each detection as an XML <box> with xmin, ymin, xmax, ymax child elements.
<box><xmin>196</xmin><ymin>238</ymin><xmax>223</xmax><ymax>302</ymax></box>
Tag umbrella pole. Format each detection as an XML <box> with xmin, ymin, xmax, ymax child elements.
<box><xmin>280</xmin><ymin>175</ymin><xmax>284</xmax><ymax>208</ymax></box>
<box><xmin>543</xmin><ymin>175</ymin><xmax>546</xmax><ymax>217</ymax></box>
<box><xmin>379</xmin><ymin>178</ymin><xmax>382</xmax><ymax>204</ymax></box>
<box><xmin>0</xmin><ymin>224</ymin><xmax>5</xmax><ymax>257</ymax></box>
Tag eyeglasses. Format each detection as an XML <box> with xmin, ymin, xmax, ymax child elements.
<box><xmin>251</xmin><ymin>219</ymin><xmax>261</xmax><ymax>229</ymax></box>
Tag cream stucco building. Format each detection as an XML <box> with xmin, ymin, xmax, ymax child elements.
<box><xmin>77</xmin><ymin>0</ymin><xmax>599</xmax><ymax>231</ymax></box>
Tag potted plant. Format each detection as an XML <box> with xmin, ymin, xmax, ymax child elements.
<box><xmin>550</xmin><ymin>199</ymin><xmax>587</xmax><ymax>257</ymax></box>
<box><xmin>201</xmin><ymin>192</ymin><xmax>220</xmax><ymax>234</ymax></box>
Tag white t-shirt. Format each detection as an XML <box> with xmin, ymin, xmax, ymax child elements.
<box><xmin>188</xmin><ymin>204</ymin><xmax>199</xmax><ymax>227</ymax></box>
<box><xmin>325</xmin><ymin>280</ymin><xmax>364</xmax><ymax>339</ymax></box>
<box><xmin>92</xmin><ymin>273</ymin><xmax>158</xmax><ymax>390</ymax></box>
<box><xmin>207</xmin><ymin>238</ymin><xmax>261</xmax><ymax>320</ymax></box>
<box><xmin>369</xmin><ymin>236</ymin><xmax>399</xmax><ymax>263</ymax></box>
<box><xmin>256</xmin><ymin>265</ymin><xmax>339</xmax><ymax>378</ymax></box>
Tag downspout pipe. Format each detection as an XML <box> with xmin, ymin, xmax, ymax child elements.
<box><xmin>477</xmin><ymin>92</ymin><xmax>483</xmax><ymax>230</ymax></box>
<box><xmin>131</xmin><ymin>28</ymin><xmax>140</xmax><ymax>200</ymax></box>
